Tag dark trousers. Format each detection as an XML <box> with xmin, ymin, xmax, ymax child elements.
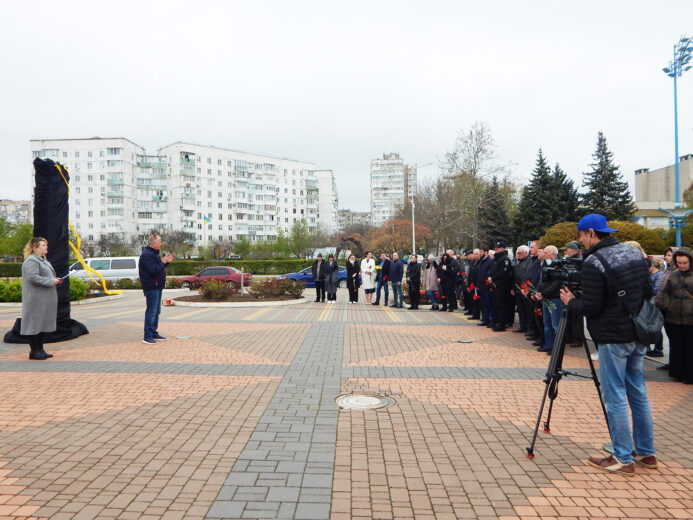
<box><xmin>469</xmin><ymin>297</ymin><xmax>480</xmax><ymax>317</ymax></box>
<box><xmin>480</xmin><ymin>290</ymin><xmax>493</xmax><ymax>324</ymax></box>
<box><xmin>533</xmin><ymin>300</ymin><xmax>545</xmax><ymax>343</ymax></box>
<box><xmin>515</xmin><ymin>291</ymin><xmax>529</xmax><ymax>330</ymax></box>
<box><xmin>523</xmin><ymin>296</ymin><xmax>539</xmax><ymax>335</ymax></box>
<box><xmin>441</xmin><ymin>284</ymin><xmax>456</xmax><ymax>309</ymax></box>
<box><xmin>144</xmin><ymin>289</ymin><xmax>162</xmax><ymax>339</ymax></box>
<box><xmin>408</xmin><ymin>281</ymin><xmax>420</xmax><ymax>308</ymax></box>
<box><xmin>29</xmin><ymin>332</ymin><xmax>44</xmax><ymax>352</ymax></box>
<box><xmin>348</xmin><ymin>286</ymin><xmax>358</xmax><ymax>302</ymax></box>
<box><xmin>668</xmin><ymin>323</ymin><xmax>693</xmax><ymax>383</ymax></box>
<box><xmin>327</xmin><ymin>292</ymin><xmax>336</xmax><ymax>301</ymax></box>
<box><xmin>492</xmin><ymin>286</ymin><xmax>509</xmax><ymax>325</ymax></box>
<box><xmin>315</xmin><ymin>281</ymin><xmax>325</xmax><ymax>301</ymax></box>
<box><xmin>374</xmin><ymin>278</ymin><xmax>389</xmax><ymax>304</ymax></box>
<box><xmin>565</xmin><ymin>311</ymin><xmax>584</xmax><ymax>343</ymax></box>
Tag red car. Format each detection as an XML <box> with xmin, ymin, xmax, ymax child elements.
<box><xmin>178</xmin><ymin>266</ymin><xmax>252</xmax><ymax>289</ymax></box>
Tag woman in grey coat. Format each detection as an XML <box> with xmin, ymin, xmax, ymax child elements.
<box><xmin>324</xmin><ymin>254</ymin><xmax>339</xmax><ymax>303</ymax></box>
<box><xmin>21</xmin><ymin>237</ymin><xmax>62</xmax><ymax>360</ymax></box>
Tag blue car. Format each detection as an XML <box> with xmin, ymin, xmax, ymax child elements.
<box><xmin>281</xmin><ymin>266</ymin><xmax>348</xmax><ymax>288</ymax></box>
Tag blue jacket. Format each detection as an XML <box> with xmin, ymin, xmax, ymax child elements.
<box><xmin>389</xmin><ymin>259</ymin><xmax>404</xmax><ymax>283</ymax></box>
<box><xmin>476</xmin><ymin>255</ymin><xmax>493</xmax><ymax>292</ymax></box>
<box><xmin>139</xmin><ymin>246</ymin><xmax>167</xmax><ymax>290</ymax></box>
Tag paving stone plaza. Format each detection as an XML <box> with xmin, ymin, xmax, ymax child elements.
<box><xmin>0</xmin><ymin>291</ymin><xmax>691</xmax><ymax>520</ymax></box>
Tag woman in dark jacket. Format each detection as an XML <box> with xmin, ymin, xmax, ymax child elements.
<box><xmin>658</xmin><ymin>247</ymin><xmax>693</xmax><ymax>384</ymax></box>
<box><xmin>436</xmin><ymin>253</ymin><xmax>456</xmax><ymax>312</ymax></box>
<box><xmin>324</xmin><ymin>254</ymin><xmax>339</xmax><ymax>303</ymax></box>
<box><xmin>345</xmin><ymin>254</ymin><xmax>360</xmax><ymax>303</ymax></box>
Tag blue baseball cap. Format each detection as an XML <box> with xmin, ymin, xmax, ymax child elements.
<box><xmin>577</xmin><ymin>213</ymin><xmax>618</xmax><ymax>233</ymax></box>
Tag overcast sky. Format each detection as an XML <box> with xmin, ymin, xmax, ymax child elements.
<box><xmin>2</xmin><ymin>1</ymin><xmax>693</xmax><ymax>212</ymax></box>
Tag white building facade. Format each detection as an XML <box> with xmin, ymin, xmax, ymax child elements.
<box><xmin>0</xmin><ymin>200</ymin><xmax>32</xmax><ymax>224</ymax></box>
<box><xmin>634</xmin><ymin>154</ymin><xmax>693</xmax><ymax>229</ymax></box>
<box><xmin>30</xmin><ymin>138</ymin><xmax>338</xmax><ymax>245</ymax></box>
<box><xmin>369</xmin><ymin>152</ymin><xmax>417</xmax><ymax>227</ymax></box>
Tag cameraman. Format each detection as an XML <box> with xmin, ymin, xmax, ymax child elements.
<box><xmin>559</xmin><ymin>214</ymin><xmax>655</xmax><ymax>476</ymax></box>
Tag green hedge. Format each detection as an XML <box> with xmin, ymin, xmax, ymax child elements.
<box><xmin>0</xmin><ymin>278</ymin><xmax>89</xmax><ymax>302</ymax></box>
<box><xmin>166</xmin><ymin>260</ymin><xmax>313</xmax><ymax>276</ymax></box>
<box><xmin>0</xmin><ymin>263</ymin><xmax>21</xmax><ymax>277</ymax></box>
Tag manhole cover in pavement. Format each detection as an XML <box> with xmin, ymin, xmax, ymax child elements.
<box><xmin>335</xmin><ymin>393</ymin><xmax>395</xmax><ymax>410</ymax></box>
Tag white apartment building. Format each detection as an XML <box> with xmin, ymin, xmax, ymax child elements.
<box><xmin>370</xmin><ymin>153</ymin><xmax>417</xmax><ymax>227</ymax></box>
<box><xmin>0</xmin><ymin>200</ymin><xmax>32</xmax><ymax>224</ymax></box>
<box><xmin>315</xmin><ymin>170</ymin><xmax>338</xmax><ymax>234</ymax></box>
<box><xmin>30</xmin><ymin>138</ymin><xmax>338</xmax><ymax>245</ymax></box>
<box><xmin>337</xmin><ymin>209</ymin><xmax>372</xmax><ymax>230</ymax></box>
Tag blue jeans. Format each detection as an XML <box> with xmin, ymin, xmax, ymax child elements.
<box><xmin>598</xmin><ymin>342</ymin><xmax>655</xmax><ymax>464</ymax></box>
<box><xmin>542</xmin><ymin>298</ymin><xmax>562</xmax><ymax>350</ymax></box>
<box><xmin>374</xmin><ymin>278</ymin><xmax>389</xmax><ymax>304</ymax></box>
<box><xmin>426</xmin><ymin>289</ymin><xmax>437</xmax><ymax>305</ymax></box>
<box><xmin>144</xmin><ymin>289</ymin><xmax>163</xmax><ymax>339</ymax></box>
<box><xmin>391</xmin><ymin>282</ymin><xmax>403</xmax><ymax>307</ymax></box>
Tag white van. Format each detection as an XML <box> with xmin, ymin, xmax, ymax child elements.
<box><xmin>69</xmin><ymin>257</ymin><xmax>140</xmax><ymax>281</ymax></box>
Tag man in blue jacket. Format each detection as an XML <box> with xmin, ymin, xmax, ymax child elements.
<box><xmin>139</xmin><ymin>233</ymin><xmax>175</xmax><ymax>344</ymax></box>
<box><xmin>476</xmin><ymin>247</ymin><xmax>494</xmax><ymax>326</ymax></box>
<box><xmin>389</xmin><ymin>252</ymin><xmax>404</xmax><ymax>308</ymax></box>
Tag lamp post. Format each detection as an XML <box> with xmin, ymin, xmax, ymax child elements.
<box><xmin>410</xmin><ymin>162</ymin><xmax>433</xmax><ymax>255</ymax></box>
<box><xmin>662</xmin><ymin>35</ymin><xmax>693</xmax><ymax>246</ymax></box>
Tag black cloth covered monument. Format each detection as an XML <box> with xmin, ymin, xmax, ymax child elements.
<box><xmin>3</xmin><ymin>158</ymin><xmax>88</xmax><ymax>343</ymax></box>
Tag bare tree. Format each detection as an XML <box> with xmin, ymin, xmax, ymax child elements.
<box><xmin>441</xmin><ymin>122</ymin><xmax>510</xmax><ymax>248</ymax></box>
<box><xmin>163</xmin><ymin>230</ymin><xmax>195</xmax><ymax>258</ymax></box>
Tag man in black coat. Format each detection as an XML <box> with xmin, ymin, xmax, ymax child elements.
<box><xmin>311</xmin><ymin>253</ymin><xmax>326</xmax><ymax>302</ymax></box>
<box><xmin>406</xmin><ymin>254</ymin><xmax>422</xmax><ymax>310</ymax></box>
<box><xmin>511</xmin><ymin>245</ymin><xmax>532</xmax><ymax>333</ymax></box>
<box><xmin>476</xmin><ymin>247</ymin><xmax>494</xmax><ymax>326</ymax></box>
<box><xmin>560</xmin><ymin>214</ymin><xmax>655</xmax><ymax>476</ymax></box>
<box><xmin>466</xmin><ymin>249</ymin><xmax>481</xmax><ymax>319</ymax></box>
<box><xmin>139</xmin><ymin>233</ymin><xmax>175</xmax><ymax>344</ymax></box>
<box><xmin>488</xmin><ymin>241</ymin><xmax>514</xmax><ymax>331</ymax></box>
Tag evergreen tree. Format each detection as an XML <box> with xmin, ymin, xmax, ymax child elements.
<box><xmin>478</xmin><ymin>176</ymin><xmax>511</xmax><ymax>246</ymax></box>
<box><xmin>513</xmin><ymin>149</ymin><xmax>563</xmax><ymax>243</ymax></box>
<box><xmin>551</xmin><ymin>163</ymin><xmax>579</xmax><ymax>222</ymax></box>
<box><xmin>580</xmin><ymin>131</ymin><xmax>636</xmax><ymax>220</ymax></box>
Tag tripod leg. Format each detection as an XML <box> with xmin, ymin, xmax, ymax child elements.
<box><xmin>527</xmin><ymin>380</ymin><xmax>552</xmax><ymax>458</ymax></box>
<box><xmin>584</xmin><ymin>339</ymin><xmax>611</xmax><ymax>439</ymax></box>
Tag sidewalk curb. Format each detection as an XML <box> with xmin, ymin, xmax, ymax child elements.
<box><xmin>171</xmin><ymin>297</ymin><xmax>311</xmax><ymax>308</ymax></box>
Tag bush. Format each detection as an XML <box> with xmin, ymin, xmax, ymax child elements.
<box><xmin>540</xmin><ymin>220</ymin><xmax>667</xmax><ymax>255</ymax></box>
<box><xmin>250</xmin><ymin>278</ymin><xmax>305</xmax><ymax>299</ymax></box>
<box><xmin>199</xmin><ymin>279</ymin><xmax>237</xmax><ymax>300</ymax></box>
<box><xmin>86</xmin><ymin>279</ymin><xmax>115</xmax><ymax>292</ymax></box>
<box><xmin>69</xmin><ymin>278</ymin><xmax>88</xmax><ymax>301</ymax></box>
<box><xmin>0</xmin><ymin>279</ymin><xmax>22</xmax><ymax>302</ymax></box>
<box><xmin>166</xmin><ymin>277</ymin><xmax>183</xmax><ymax>289</ymax></box>
<box><xmin>0</xmin><ymin>263</ymin><xmax>21</xmax><ymax>277</ymax></box>
<box><xmin>115</xmin><ymin>278</ymin><xmax>141</xmax><ymax>289</ymax></box>
<box><xmin>0</xmin><ymin>278</ymin><xmax>88</xmax><ymax>302</ymax></box>
<box><xmin>166</xmin><ymin>259</ymin><xmax>313</xmax><ymax>276</ymax></box>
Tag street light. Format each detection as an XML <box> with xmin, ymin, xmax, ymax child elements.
<box><xmin>410</xmin><ymin>162</ymin><xmax>434</xmax><ymax>255</ymax></box>
<box><xmin>662</xmin><ymin>35</ymin><xmax>693</xmax><ymax>246</ymax></box>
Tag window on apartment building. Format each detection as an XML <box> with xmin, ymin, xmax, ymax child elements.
<box><xmin>228</xmin><ymin>203</ymin><xmax>232</xmax><ymax>209</ymax></box>
<box><xmin>75</xmin><ymin>211</ymin><xmax>80</xmax><ymax>218</ymax></box>
<box><xmin>75</xmin><ymin>152</ymin><xmax>80</xmax><ymax>158</ymax></box>
<box><xmin>75</xmin><ymin>187</ymin><xmax>81</xmax><ymax>194</ymax></box>
<box><xmin>198</xmin><ymin>224</ymin><xmax>202</xmax><ymax>229</ymax></box>
<box><xmin>88</xmin><ymin>151</ymin><xmax>93</xmax><ymax>158</ymax></box>
<box><xmin>87</xmin><ymin>163</ymin><xmax>92</xmax><ymax>169</ymax></box>
<box><xmin>106</xmin><ymin>148</ymin><xmax>121</xmax><ymax>155</ymax></box>
<box><xmin>88</xmin><ymin>223</ymin><xmax>94</xmax><ymax>229</ymax></box>
<box><xmin>99</xmin><ymin>174</ymin><xmax>105</xmax><ymax>181</ymax></box>
<box><xmin>217</xmin><ymin>192</ymin><xmax>222</xmax><ymax>197</ymax></box>
<box><xmin>293</xmin><ymin>208</ymin><xmax>296</xmax><ymax>214</ymax></box>
<box><xmin>87</xmin><ymin>175</ymin><xmax>93</xmax><ymax>181</ymax></box>
<box><xmin>88</xmin><ymin>187</ymin><xmax>94</xmax><ymax>194</ymax></box>
<box><xmin>100</xmin><ymin>151</ymin><xmax>104</xmax><ymax>157</ymax></box>
<box><xmin>197</xmin><ymin>167</ymin><xmax>201</xmax><ymax>173</ymax></box>
<box><xmin>62</xmin><ymin>151</ymin><xmax>67</xmax><ymax>158</ymax></box>
<box><xmin>88</xmin><ymin>211</ymin><xmax>93</xmax><ymax>217</ymax></box>
<box><xmin>100</xmin><ymin>210</ymin><xmax>105</xmax><ymax>217</ymax></box>
<box><xmin>207</xmin><ymin>158</ymin><xmax>211</xmax><ymax>164</ymax></box>
<box><xmin>207</xmin><ymin>169</ymin><xmax>212</xmax><ymax>175</ymax></box>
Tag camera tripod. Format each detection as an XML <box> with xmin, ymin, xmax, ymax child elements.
<box><xmin>526</xmin><ymin>305</ymin><xmax>610</xmax><ymax>458</ymax></box>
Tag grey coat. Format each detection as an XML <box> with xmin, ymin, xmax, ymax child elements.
<box><xmin>324</xmin><ymin>261</ymin><xmax>339</xmax><ymax>293</ymax></box>
<box><xmin>21</xmin><ymin>254</ymin><xmax>58</xmax><ymax>335</ymax></box>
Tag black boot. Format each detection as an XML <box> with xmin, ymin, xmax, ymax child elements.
<box><xmin>29</xmin><ymin>349</ymin><xmax>47</xmax><ymax>360</ymax></box>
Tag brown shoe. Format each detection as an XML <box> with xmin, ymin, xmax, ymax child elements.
<box><xmin>634</xmin><ymin>454</ymin><xmax>657</xmax><ymax>469</ymax></box>
<box><xmin>587</xmin><ymin>455</ymin><xmax>635</xmax><ymax>476</ymax></box>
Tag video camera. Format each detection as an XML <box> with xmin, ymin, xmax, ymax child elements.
<box><xmin>541</xmin><ymin>257</ymin><xmax>582</xmax><ymax>287</ymax></box>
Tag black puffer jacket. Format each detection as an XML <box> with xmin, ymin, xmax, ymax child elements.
<box><xmin>567</xmin><ymin>238</ymin><xmax>651</xmax><ymax>344</ymax></box>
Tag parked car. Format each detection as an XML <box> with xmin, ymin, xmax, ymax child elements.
<box><xmin>280</xmin><ymin>265</ymin><xmax>348</xmax><ymax>288</ymax></box>
<box><xmin>69</xmin><ymin>257</ymin><xmax>140</xmax><ymax>281</ymax></box>
<box><xmin>178</xmin><ymin>266</ymin><xmax>252</xmax><ymax>288</ymax></box>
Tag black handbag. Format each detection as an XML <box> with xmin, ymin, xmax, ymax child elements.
<box><xmin>592</xmin><ymin>251</ymin><xmax>664</xmax><ymax>345</ymax></box>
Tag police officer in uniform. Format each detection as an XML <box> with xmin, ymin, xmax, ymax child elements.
<box><xmin>487</xmin><ymin>241</ymin><xmax>514</xmax><ymax>331</ymax></box>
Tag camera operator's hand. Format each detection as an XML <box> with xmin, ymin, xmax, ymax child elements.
<box><xmin>560</xmin><ymin>287</ymin><xmax>575</xmax><ymax>305</ymax></box>
<box><xmin>535</xmin><ymin>292</ymin><xmax>543</xmax><ymax>301</ymax></box>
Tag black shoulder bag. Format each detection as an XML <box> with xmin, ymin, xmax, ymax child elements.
<box><xmin>592</xmin><ymin>251</ymin><xmax>664</xmax><ymax>345</ymax></box>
